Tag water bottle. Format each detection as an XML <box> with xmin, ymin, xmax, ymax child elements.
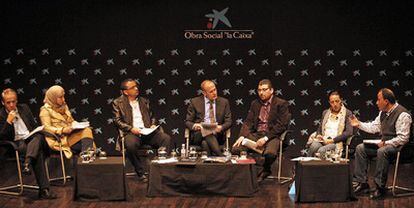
<box><xmin>180</xmin><ymin>144</ymin><xmax>186</xmax><ymax>158</ymax></box>
<box><xmin>224</xmin><ymin>148</ymin><xmax>231</xmax><ymax>161</ymax></box>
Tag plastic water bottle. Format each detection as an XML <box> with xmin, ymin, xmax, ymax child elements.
<box><xmin>224</xmin><ymin>148</ymin><xmax>231</xmax><ymax>161</ymax></box>
<box><xmin>180</xmin><ymin>144</ymin><xmax>186</xmax><ymax>158</ymax></box>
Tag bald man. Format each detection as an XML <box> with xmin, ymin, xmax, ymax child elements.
<box><xmin>185</xmin><ymin>80</ymin><xmax>232</xmax><ymax>156</ymax></box>
<box><xmin>350</xmin><ymin>88</ymin><xmax>412</xmax><ymax>200</ymax></box>
<box><xmin>0</xmin><ymin>88</ymin><xmax>56</xmax><ymax>199</ymax></box>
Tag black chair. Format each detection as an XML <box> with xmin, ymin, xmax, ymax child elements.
<box><xmin>344</xmin><ymin>135</ymin><xmax>354</xmax><ymax>160</ymax></box>
<box><xmin>42</xmin><ymin>131</ymin><xmax>73</xmax><ymax>185</ymax></box>
<box><xmin>0</xmin><ymin>140</ymin><xmax>39</xmax><ymax>196</ymax></box>
<box><xmin>117</xmin><ymin>129</ymin><xmax>155</xmax><ymax>176</ymax></box>
<box><xmin>388</xmin><ymin>122</ymin><xmax>414</xmax><ymax>197</ymax></box>
<box><xmin>267</xmin><ymin>129</ymin><xmax>293</xmax><ymax>184</ymax></box>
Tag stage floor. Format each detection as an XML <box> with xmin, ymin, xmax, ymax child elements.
<box><xmin>1</xmin><ymin>156</ymin><xmax>414</xmax><ymax>208</ymax></box>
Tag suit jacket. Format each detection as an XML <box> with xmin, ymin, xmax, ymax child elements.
<box><xmin>0</xmin><ymin>104</ymin><xmax>37</xmax><ymax>141</ymax></box>
<box><xmin>239</xmin><ymin>96</ymin><xmax>291</xmax><ymax>141</ymax></box>
<box><xmin>316</xmin><ymin>108</ymin><xmax>354</xmax><ymax>143</ymax></box>
<box><xmin>112</xmin><ymin>95</ymin><xmax>156</xmax><ymax>136</ymax></box>
<box><xmin>185</xmin><ymin>96</ymin><xmax>232</xmax><ymax>132</ymax></box>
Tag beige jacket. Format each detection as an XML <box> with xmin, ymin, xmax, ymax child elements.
<box><xmin>39</xmin><ymin>103</ymin><xmax>78</xmax><ymax>158</ymax></box>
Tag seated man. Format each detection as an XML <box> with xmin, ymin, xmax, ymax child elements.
<box><xmin>112</xmin><ymin>78</ymin><xmax>171</xmax><ymax>182</ymax></box>
<box><xmin>306</xmin><ymin>91</ymin><xmax>353</xmax><ymax>157</ymax></box>
<box><xmin>350</xmin><ymin>88</ymin><xmax>412</xmax><ymax>200</ymax></box>
<box><xmin>185</xmin><ymin>80</ymin><xmax>232</xmax><ymax>156</ymax></box>
<box><xmin>0</xmin><ymin>88</ymin><xmax>56</xmax><ymax>199</ymax></box>
<box><xmin>233</xmin><ymin>79</ymin><xmax>291</xmax><ymax>182</ymax></box>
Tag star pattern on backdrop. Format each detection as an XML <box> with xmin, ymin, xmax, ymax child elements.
<box><xmin>2</xmin><ymin>48</ymin><xmax>413</xmax><ymax>154</ymax></box>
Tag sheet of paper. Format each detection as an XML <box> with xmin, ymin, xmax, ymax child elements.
<box><xmin>72</xmin><ymin>121</ymin><xmax>90</xmax><ymax>129</ymax></box>
<box><xmin>200</xmin><ymin>122</ymin><xmax>217</xmax><ymax>137</ymax></box>
<box><xmin>153</xmin><ymin>157</ymin><xmax>178</xmax><ymax>164</ymax></box>
<box><xmin>140</xmin><ymin>125</ymin><xmax>159</xmax><ymax>135</ymax></box>
<box><xmin>363</xmin><ymin>139</ymin><xmax>382</xmax><ymax>144</ymax></box>
<box><xmin>241</xmin><ymin>138</ymin><xmax>263</xmax><ymax>154</ymax></box>
<box><xmin>17</xmin><ymin>125</ymin><xmax>44</xmax><ymax>141</ymax></box>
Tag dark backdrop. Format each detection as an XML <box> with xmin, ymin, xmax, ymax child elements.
<box><xmin>1</xmin><ymin>0</ymin><xmax>413</xmax><ymax>156</ymax></box>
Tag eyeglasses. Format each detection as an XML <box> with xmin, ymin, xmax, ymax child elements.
<box><xmin>257</xmin><ymin>88</ymin><xmax>270</xmax><ymax>92</ymax></box>
<box><xmin>124</xmin><ymin>85</ymin><xmax>138</xmax><ymax>90</ymax></box>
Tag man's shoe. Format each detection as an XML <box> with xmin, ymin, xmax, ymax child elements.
<box><xmin>370</xmin><ymin>187</ymin><xmax>386</xmax><ymax>200</ymax></box>
<box><xmin>138</xmin><ymin>174</ymin><xmax>148</xmax><ymax>182</ymax></box>
<box><xmin>257</xmin><ymin>170</ymin><xmax>271</xmax><ymax>183</ymax></box>
<box><xmin>22</xmin><ymin>163</ymin><xmax>31</xmax><ymax>175</ymax></box>
<box><xmin>38</xmin><ymin>189</ymin><xmax>57</xmax><ymax>200</ymax></box>
<box><xmin>353</xmin><ymin>182</ymin><xmax>370</xmax><ymax>194</ymax></box>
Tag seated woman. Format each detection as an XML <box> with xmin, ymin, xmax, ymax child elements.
<box><xmin>39</xmin><ymin>85</ymin><xmax>94</xmax><ymax>159</ymax></box>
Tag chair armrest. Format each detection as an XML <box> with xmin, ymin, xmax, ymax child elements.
<box><xmin>41</xmin><ymin>131</ymin><xmax>62</xmax><ymax>143</ymax></box>
<box><xmin>225</xmin><ymin>129</ymin><xmax>231</xmax><ymax>138</ymax></box>
<box><xmin>345</xmin><ymin>135</ymin><xmax>355</xmax><ymax>146</ymax></box>
<box><xmin>280</xmin><ymin>130</ymin><xmax>293</xmax><ymax>142</ymax></box>
<box><xmin>184</xmin><ymin>128</ymin><xmax>190</xmax><ymax>139</ymax></box>
<box><xmin>0</xmin><ymin>140</ymin><xmax>18</xmax><ymax>150</ymax></box>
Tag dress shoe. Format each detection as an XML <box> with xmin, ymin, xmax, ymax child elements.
<box><xmin>353</xmin><ymin>182</ymin><xmax>370</xmax><ymax>194</ymax></box>
<box><xmin>22</xmin><ymin>163</ymin><xmax>31</xmax><ymax>175</ymax></box>
<box><xmin>370</xmin><ymin>187</ymin><xmax>386</xmax><ymax>200</ymax></box>
<box><xmin>138</xmin><ymin>174</ymin><xmax>148</xmax><ymax>182</ymax></box>
<box><xmin>257</xmin><ymin>170</ymin><xmax>271</xmax><ymax>183</ymax></box>
<box><xmin>38</xmin><ymin>188</ymin><xmax>57</xmax><ymax>200</ymax></box>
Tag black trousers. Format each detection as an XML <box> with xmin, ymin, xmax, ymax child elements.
<box><xmin>17</xmin><ymin>133</ymin><xmax>50</xmax><ymax>189</ymax></box>
<box><xmin>124</xmin><ymin>129</ymin><xmax>171</xmax><ymax>175</ymax></box>
<box><xmin>191</xmin><ymin>131</ymin><xmax>224</xmax><ymax>156</ymax></box>
<box><xmin>232</xmin><ymin>132</ymin><xmax>280</xmax><ymax>172</ymax></box>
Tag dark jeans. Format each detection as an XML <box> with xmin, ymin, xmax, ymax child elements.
<box><xmin>17</xmin><ymin>133</ymin><xmax>50</xmax><ymax>189</ymax></box>
<box><xmin>232</xmin><ymin>132</ymin><xmax>280</xmax><ymax>172</ymax></box>
<box><xmin>191</xmin><ymin>131</ymin><xmax>224</xmax><ymax>156</ymax></box>
<box><xmin>124</xmin><ymin>129</ymin><xmax>171</xmax><ymax>175</ymax></box>
<box><xmin>353</xmin><ymin>143</ymin><xmax>398</xmax><ymax>187</ymax></box>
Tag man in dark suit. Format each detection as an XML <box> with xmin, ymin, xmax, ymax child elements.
<box><xmin>0</xmin><ymin>88</ymin><xmax>55</xmax><ymax>199</ymax></box>
<box><xmin>185</xmin><ymin>80</ymin><xmax>232</xmax><ymax>156</ymax></box>
<box><xmin>232</xmin><ymin>79</ymin><xmax>291</xmax><ymax>182</ymax></box>
<box><xmin>112</xmin><ymin>79</ymin><xmax>171</xmax><ymax>182</ymax></box>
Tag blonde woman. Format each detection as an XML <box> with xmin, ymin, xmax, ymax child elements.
<box><xmin>40</xmin><ymin>85</ymin><xmax>94</xmax><ymax>158</ymax></box>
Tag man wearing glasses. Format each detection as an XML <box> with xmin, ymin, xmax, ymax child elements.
<box><xmin>232</xmin><ymin>79</ymin><xmax>291</xmax><ymax>183</ymax></box>
<box><xmin>112</xmin><ymin>78</ymin><xmax>171</xmax><ymax>182</ymax></box>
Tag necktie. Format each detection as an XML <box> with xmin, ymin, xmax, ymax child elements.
<box><xmin>209</xmin><ymin>101</ymin><xmax>216</xmax><ymax>123</ymax></box>
<box><xmin>258</xmin><ymin>104</ymin><xmax>269</xmax><ymax>131</ymax></box>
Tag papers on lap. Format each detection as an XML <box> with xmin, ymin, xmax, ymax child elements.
<box><xmin>139</xmin><ymin>125</ymin><xmax>159</xmax><ymax>135</ymax></box>
<box><xmin>15</xmin><ymin>125</ymin><xmax>44</xmax><ymax>141</ymax></box>
<box><xmin>200</xmin><ymin>122</ymin><xmax>217</xmax><ymax>137</ymax></box>
<box><xmin>241</xmin><ymin>138</ymin><xmax>264</xmax><ymax>154</ymax></box>
<box><xmin>72</xmin><ymin>121</ymin><xmax>90</xmax><ymax>129</ymax></box>
<box><xmin>363</xmin><ymin>139</ymin><xmax>382</xmax><ymax>148</ymax></box>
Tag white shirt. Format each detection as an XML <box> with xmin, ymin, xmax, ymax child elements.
<box><xmin>323</xmin><ymin>114</ymin><xmax>340</xmax><ymax>139</ymax></box>
<box><xmin>359</xmin><ymin>103</ymin><xmax>412</xmax><ymax>147</ymax></box>
<box><xmin>130</xmin><ymin>100</ymin><xmax>145</xmax><ymax>129</ymax></box>
<box><xmin>13</xmin><ymin>111</ymin><xmax>30</xmax><ymax>141</ymax></box>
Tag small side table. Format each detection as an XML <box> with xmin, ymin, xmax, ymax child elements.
<box><xmin>74</xmin><ymin>157</ymin><xmax>127</xmax><ymax>201</ymax></box>
<box><xmin>294</xmin><ymin>160</ymin><xmax>355</xmax><ymax>202</ymax></box>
